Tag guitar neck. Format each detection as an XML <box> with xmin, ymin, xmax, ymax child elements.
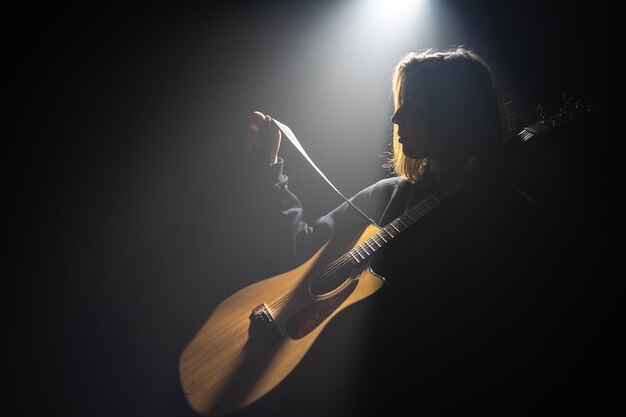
<box><xmin>347</xmin><ymin>181</ymin><xmax>461</xmax><ymax>265</ymax></box>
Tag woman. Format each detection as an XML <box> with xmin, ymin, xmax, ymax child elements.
<box><xmin>245</xmin><ymin>47</ymin><xmax>514</xmax><ymax>273</ymax></box>
<box><xmin>240</xmin><ymin>48</ymin><xmax>559</xmax><ymax>414</ymax></box>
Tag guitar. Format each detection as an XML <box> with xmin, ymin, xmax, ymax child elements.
<box><xmin>179</xmin><ymin>100</ymin><xmax>597</xmax><ymax>416</ymax></box>
<box><xmin>179</xmin><ymin>182</ymin><xmax>460</xmax><ymax>416</ymax></box>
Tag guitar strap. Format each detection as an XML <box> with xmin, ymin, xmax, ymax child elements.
<box><xmin>271</xmin><ymin>118</ymin><xmax>381</xmax><ymax>227</ymax></box>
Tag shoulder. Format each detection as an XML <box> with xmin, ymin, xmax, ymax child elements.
<box><xmin>361</xmin><ymin>177</ymin><xmax>401</xmax><ymax>194</ymax></box>
<box><xmin>348</xmin><ymin>177</ymin><xmax>401</xmax><ymax>203</ymax></box>
<box><xmin>342</xmin><ymin>177</ymin><xmax>401</xmax><ymax>221</ymax></box>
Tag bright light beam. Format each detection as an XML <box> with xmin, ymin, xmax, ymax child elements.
<box><xmin>363</xmin><ymin>0</ymin><xmax>427</xmax><ymax>22</ymax></box>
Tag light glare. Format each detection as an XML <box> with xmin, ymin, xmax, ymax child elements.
<box><xmin>364</xmin><ymin>0</ymin><xmax>425</xmax><ymax>21</ymax></box>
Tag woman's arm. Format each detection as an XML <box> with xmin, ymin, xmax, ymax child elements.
<box><xmin>262</xmin><ymin>157</ymin><xmax>398</xmax><ymax>275</ymax></box>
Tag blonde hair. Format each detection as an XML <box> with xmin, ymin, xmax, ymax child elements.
<box><xmin>386</xmin><ymin>47</ymin><xmax>503</xmax><ymax>183</ymax></box>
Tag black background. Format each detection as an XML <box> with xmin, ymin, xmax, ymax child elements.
<box><xmin>9</xmin><ymin>1</ymin><xmax>617</xmax><ymax>416</ymax></box>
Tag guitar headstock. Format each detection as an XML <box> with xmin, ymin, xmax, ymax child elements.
<box><xmin>517</xmin><ymin>96</ymin><xmax>598</xmax><ymax>143</ymax></box>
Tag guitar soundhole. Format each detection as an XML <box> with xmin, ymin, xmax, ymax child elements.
<box><xmin>309</xmin><ymin>263</ymin><xmax>353</xmax><ymax>296</ymax></box>
<box><xmin>286</xmin><ymin>279</ymin><xmax>357</xmax><ymax>340</ymax></box>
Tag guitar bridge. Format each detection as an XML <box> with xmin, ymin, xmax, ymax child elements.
<box><xmin>250</xmin><ymin>303</ymin><xmax>283</xmax><ymax>343</ymax></box>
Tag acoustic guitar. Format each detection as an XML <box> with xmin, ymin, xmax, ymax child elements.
<box><xmin>179</xmin><ymin>100</ymin><xmax>596</xmax><ymax>416</ymax></box>
<box><xmin>179</xmin><ymin>181</ymin><xmax>460</xmax><ymax>415</ymax></box>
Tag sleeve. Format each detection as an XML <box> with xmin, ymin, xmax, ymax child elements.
<box><xmin>262</xmin><ymin>157</ymin><xmax>397</xmax><ymax>276</ymax></box>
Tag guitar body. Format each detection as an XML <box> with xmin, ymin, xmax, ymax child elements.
<box><xmin>179</xmin><ymin>223</ymin><xmax>385</xmax><ymax>416</ymax></box>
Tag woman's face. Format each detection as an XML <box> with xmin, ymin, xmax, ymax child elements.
<box><xmin>391</xmin><ymin>74</ymin><xmax>447</xmax><ymax>160</ymax></box>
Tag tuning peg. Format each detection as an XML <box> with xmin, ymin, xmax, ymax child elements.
<box><xmin>537</xmin><ymin>103</ymin><xmax>545</xmax><ymax>120</ymax></box>
<box><xmin>562</xmin><ymin>93</ymin><xmax>570</xmax><ymax>108</ymax></box>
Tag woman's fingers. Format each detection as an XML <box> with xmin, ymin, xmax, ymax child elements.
<box><xmin>243</xmin><ymin>111</ymin><xmax>281</xmax><ymax>164</ymax></box>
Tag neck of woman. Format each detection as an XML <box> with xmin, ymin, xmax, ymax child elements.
<box><xmin>428</xmin><ymin>155</ymin><xmax>470</xmax><ymax>185</ymax></box>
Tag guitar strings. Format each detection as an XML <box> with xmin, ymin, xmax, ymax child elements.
<box><xmin>267</xmin><ymin>231</ymin><xmax>390</xmax><ymax>311</ymax></box>
<box><xmin>268</xmin><ymin>230</ymin><xmax>393</xmax><ymax>311</ymax></box>
<box><xmin>269</xmin><ymin>214</ymin><xmax>436</xmax><ymax>311</ymax></box>
<box><xmin>268</xmin><ymin>251</ymin><xmax>355</xmax><ymax>311</ymax></box>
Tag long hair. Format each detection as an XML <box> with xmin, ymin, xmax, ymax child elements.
<box><xmin>386</xmin><ymin>47</ymin><xmax>504</xmax><ymax>183</ymax></box>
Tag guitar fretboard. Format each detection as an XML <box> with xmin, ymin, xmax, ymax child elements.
<box><xmin>348</xmin><ymin>181</ymin><xmax>461</xmax><ymax>265</ymax></box>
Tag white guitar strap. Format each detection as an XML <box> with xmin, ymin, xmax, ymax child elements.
<box><xmin>271</xmin><ymin>118</ymin><xmax>380</xmax><ymax>228</ymax></box>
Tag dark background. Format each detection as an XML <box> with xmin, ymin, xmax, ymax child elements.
<box><xmin>9</xmin><ymin>1</ymin><xmax>617</xmax><ymax>416</ymax></box>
